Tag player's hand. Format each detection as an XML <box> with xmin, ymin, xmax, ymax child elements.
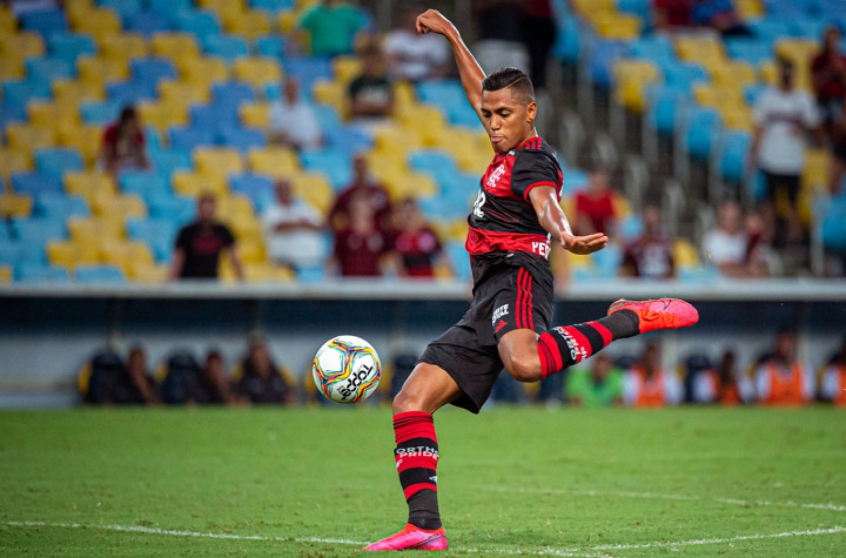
<box><xmin>416</xmin><ymin>9</ymin><xmax>456</xmax><ymax>37</ymax></box>
<box><xmin>561</xmin><ymin>232</ymin><xmax>608</xmax><ymax>255</ymax></box>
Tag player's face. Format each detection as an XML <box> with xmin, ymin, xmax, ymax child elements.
<box><xmin>480</xmin><ymin>88</ymin><xmax>537</xmax><ymax>154</ymax></box>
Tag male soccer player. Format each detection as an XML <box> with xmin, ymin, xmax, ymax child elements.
<box><xmin>364</xmin><ymin>10</ymin><xmax>699</xmax><ymax>552</ymax></box>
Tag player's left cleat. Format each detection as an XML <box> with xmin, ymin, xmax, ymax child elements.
<box><xmin>363</xmin><ymin>523</ymin><xmax>448</xmax><ymax>552</ymax></box>
<box><xmin>607</xmin><ymin>298</ymin><xmax>699</xmax><ymax>334</ymax></box>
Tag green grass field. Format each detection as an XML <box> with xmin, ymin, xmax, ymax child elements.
<box><xmin>1</xmin><ymin>407</ymin><xmax>845</xmax><ymax>557</ymax></box>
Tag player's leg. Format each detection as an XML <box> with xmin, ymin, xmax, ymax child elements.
<box><xmin>500</xmin><ymin>299</ymin><xmax>699</xmax><ymax>383</ymax></box>
<box><xmin>364</xmin><ymin>363</ymin><xmax>460</xmax><ymax>551</ymax></box>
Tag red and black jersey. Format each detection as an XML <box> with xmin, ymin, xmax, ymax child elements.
<box><xmin>465</xmin><ymin>136</ymin><xmax>563</xmax><ymax>261</ymax></box>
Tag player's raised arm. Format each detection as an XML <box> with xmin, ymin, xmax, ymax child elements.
<box><xmin>528</xmin><ymin>186</ymin><xmax>608</xmax><ymax>256</ymax></box>
<box><xmin>416</xmin><ymin>9</ymin><xmax>486</xmax><ymax>122</ymax></box>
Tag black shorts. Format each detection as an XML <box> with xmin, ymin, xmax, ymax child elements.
<box><xmin>763</xmin><ymin>171</ymin><xmax>801</xmax><ymax>205</ymax></box>
<box><xmin>419</xmin><ymin>251</ymin><xmax>555</xmax><ymax>413</ymax></box>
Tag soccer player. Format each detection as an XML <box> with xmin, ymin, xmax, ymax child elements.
<box><xmin>364</xmin><ymin>10</ymin><xmax>699</xmax><ymax>552</ymax></box>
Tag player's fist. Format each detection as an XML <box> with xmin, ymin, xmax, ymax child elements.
<box><xmin>561</xmin><ymin>232</ymin><xmax>608</xmax><ymax>255</ymax></box>
<box><xmin>416</xmin><ymin>9</ymin><xmax>456</xmax><ymax>37</ymax></box>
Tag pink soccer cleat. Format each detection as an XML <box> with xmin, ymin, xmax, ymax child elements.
<box><xmin>607</xmin><ymin>298</ymin><xmax>699</xmax><ymax>334</ymax></box>
<box><xmin>364</xmin><ymin>523</ymin><xmax>448</xmax><ymax>552</ymax></box>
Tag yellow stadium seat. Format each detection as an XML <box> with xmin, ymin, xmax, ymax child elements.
<box><xmin>278</xmin><ymin>10</ymin><xmax>297</xmax><ymax>34</ymax></box>
<box><xmin>180</xmin><ymin>57</ymin><xmax>229</xmax><ymax>89</ymax></box>
<box><xmin>0</xmin><ymin>32</ymin><xmax>45</xmax><ymax>60</ymax></box>
<box><xmin>5</xmin><ymin>125</ymin><xmax>55</xmax><ymax>160</ymax></box>
<box><xmin>198</xmin><ymin>0</ymin><xmax>246</xmax><ymax>16</ymax></box>
<box><xmin>333</xmin><ymin>56</ymin><xmax>362</xmax><ymax>85</ymax></box>
<box><xmin>311</xmin><ymin>79</ymin><xmax>347</xmax><ymax>117</ymax></box>
<box><xmin>225</xmin><ymin>210</ymin><xmax>263</xmax><ymax>241</ymax></box>
<box><xmin>68</xmin><ymin>217</ymin><xmax>123</xmax><ymax>244</ymax></box>
<box><xmin>571</xmin><ymin>0</ymin><xmax>614</xmax><ymax>15</ymax></box>
<box><xmin>373</xmin><ymin>124</ymin><xmax>424</xmax><ymax>156</ymax></box>
<box><xmin>676</xmin><ymin>35</ymin><xmax>727</xmax><ymax>68</ymax></box>
<box><xmin>611</xmin><ymin>192</ymin><xmax>632</xmax><ymax>217</ymax></box>
<box><xmin>72</xmin><ymin>8</ymin><xmax>122</xmax><ymax>42</ymax></box>
<box><xmin>693</xmin><ymin>83</ymin><xmax>744</xmax><ymax>109</ymax></box>
<box><xmin>0</xmin><ymin>149</ymin><xmax>33</xmax><ymax>185</ymax></box>
<box><xmin>247</xmin><ymin>147</ymin><xmax>299</xmax><ymax>177</ymax></box>
<box><xmin>0</xmin><ymin>194</ymin><xmax>33</xmax><ymax>218</ymax></box>
<box><xmin>240</xmin><ymin>102</ymin><xmax>271</xmax><ymax>128</ymax></box>
<box><xmin>158</xmin><ymin>80</ymin><xmax>210</xmax><ymax>107</ymax></box>
<box><xmin>53</xmin><ymin>80</ymin><xmax>104</xmax><ymax>105</ymax></box>
<box><xmin>224</xmin><ymin>10</ymin><xmax>271</xmax><ymax>40</ymax></box>
<box><xmin>613</xmin><ymin>60</ymin><xmax>661</xmax><ymax>113</ymax></box>
<box><xmin>803</xmin><ymin>149</ymin><xmax>831</xmax><ymax>191</ymax></box>
<box><xmin>194</xmin><ymin>147</ymin><xmax>245</xmax><ymax>178</ymax></box>
<box><xmin>57</xmin><ymin>124</ymin><xmax>102</xmax><ymax>168</ymax></box>
<box><xmin>64</xmin><ymin>172</ymin><xmax>116</xmax><ymax>200</ymax></box>
<box><xmin>137</xmin><ymin>101</ymin><xmax>188</xmax><ymax>133</ymax></box>
<box><xmin>151</xmin><ymin>32</ymin><xmax>201</xmax><ymax>60</ymax></box>
<box><xmin>775</xmin><ymin>40</ymin><xmax>818</xmax><ymax>90</ymax></box>
<box><xmin>0</xmin><ymin>264</ymin><xmax>11</xmax><ymax>283</ymax></box>
<box><xmin>593</xmin><ymin>13</ymin><xmax>641</xmax><ymax>40</ymax></box>
<box><xmin>100</xmin><ymin>240</ymin><xmax>154</xmax><ymax>276</ymax></box>
<box><xmin>736</xmin><ymin>0</ymin><xmax>764</xmax><ymax>19</ymax></box>
<box><xmin>234</xmin><ymin>57</ymin><xmax>282</xmax><ymax>88</ymax></box>
<box><xmin>241</xmin><ymin>262</ymin><xmax>275</xmax><ymax>282</ymax></box>
<box><xmin>99</xmin><ymin>34</ymin><xmax>147</xmax><ymax>64</ymax></box>
<box><xmin>0</xmin><ymin>58</ymin><xmax>24</xmax><ymax>80</ymax></box>
<box><xmin>131</xmin><ymin>262</ymin><xmax>168</xmax><ymax>283</ymax></box>
<box><xmin>292</xmin><ymin>172</ymin><xmax>333</xmax><ymax>212</ymax></box>
<box><xmin>385</xmin><ymin>172</ymin><xmax>439</xmax><ymax>201</ymax></box>
<box><xmin>27</xmin><ymin>101</ymin><xmax>80</xmax><ymax>134</ymax></box>
<box><xmin>172</xmin><ymin>171</ymin><xmax>227</xmax><ymax>197</ymax></box>
<box><xmin>77</xmin><ymin>56</ymin><xmax>128</xmax><ymax>86</ymax></box>
<box><xmin>47</xmin><ymin>240</ymin><xmax>101</xmax><ymax>270</ymax></box>
<box><xmin>92</xmin><ymin>193</ymin><xmax>147</xmax><ymax>220</ymax></box>
<box><xmin>673</xmin><ymin>239</ymin><xmax>700</xmax><ymax>267</ymax></box>
<box><xmin>710</xmin><ymin>60</ymin><xmax>757</xmax><ymax>91</ymax></box>
<box><xmin>365</xmin><ymin>151</ymin><xmax>408</xmax><ymax>181</ymax></box>
<box><xmin>721</xmin><ymin>105</ymin><xmax>754</xmax><ymax>132</ymax></box>
<box><xmin>0</xmin><ymin>6</ymin><xmax>15</xmax><ymax>33</ymax></box>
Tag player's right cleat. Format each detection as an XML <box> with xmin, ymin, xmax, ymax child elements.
<box><xmin>607</xmin><ymin>298</ymin><xmax>699</xmax><ymax>334</ymax></box>
<box><xmin>363</xmin><ymin>523</ymin><xmax>448</xmax><ymax>552</ymax></box>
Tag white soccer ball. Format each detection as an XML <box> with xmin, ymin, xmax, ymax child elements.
<box><xmin>312</xmin><ymin>335</ymin><xmax>381</xmax><ymax>404</ymax></box>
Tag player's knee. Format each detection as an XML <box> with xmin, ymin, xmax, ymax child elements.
<box><xmin>392</xmin><ymin>388</ymin><xmax>423</xmax><ymax>414</ymax></box>
<box><xmin>506</xmin><ymin>354</ymin><xmax>542</xmax><ymax>383</ymax></box>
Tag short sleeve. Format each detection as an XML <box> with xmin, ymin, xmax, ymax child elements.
<box><xmin>219</xmin><ymin>225</ymin><xmax>235</xmax><ymax>248</ymax></box>
<box><xmin>298</xmin><ymin>6</ymin><xmax>318</xmax><ymax>29</ymax></box>
<box><xmin>511</xmin><ymin>150</ymin><xmax>560</xmax><ymax>202</ymax></box>
<box><xmin>802</xmin><ymin>93</ymin><xmax>821</xmax><ymax>128</ymax></box>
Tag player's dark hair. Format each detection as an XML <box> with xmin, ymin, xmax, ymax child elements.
<box><xmin>482</xmin><ymin>67</ymin><xmax>535</xmax><ymax>103</ymax></box>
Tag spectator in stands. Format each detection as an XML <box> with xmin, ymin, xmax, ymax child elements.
<box><xmin>268</xmin><ymin>78</ymin><xmax>322</xmax><ymax>152</ymax></box>
<box><xmin>102</xmin><ymin>346</ymin><xmax>161</xmax><ymax>406</ymax></box>
<box><xmin>234</xmin><ymin>334</ymin><xmax>293</xmax><ymax>405</ymax></box>
<box><xmin>811</xmin><ymin>27</ymin><xmax>846</xmax><ymax>137</ymax></box>
<box><xmin>623</xmin><ymin>344</ymin><xmax>683</xmax><ymax>407</ymax></box>
<box><xmin>329</xmin><ymin>193</ymin><xmax>389</xmax><ymax>277</ymax></box>
<box><xmin>389</xmin><ymin>197</ymin><xmax>446</xmax><ymax>279</ymax></box>
<box><xmin>185</xmin><ymin>350</ymin><xmax>242</xmax><ymax>406</ymax></box>
<box><xmin>744</xmin><ymin>208</ymin><xmax>778</xmax><ymax>276</ymax></box>
<box><xmin>702</xmin><ymin>199</ymin><xmax>767</xmax><ymax>278</ymax></box>
<box><xmin>692</xmin><ymin>350</ymin><xmax>752</xmax><ymax>404</ymax></box>
<box><xmin>521</xmin><ymin>0</ymin><xmax>556</xmax><ymax>91</ymax></box>
<box><xmin>329</xmin><ymin>154</ymin><xmax>391</xmax><ymax>232</ymax></box>
<box><xmin>573</xmin><ymin>165</ymin><xmax>617</xmax><ymax>238</ymax></box>
<box><xmin>7</xmin><ymin>0</ymin><xmax>62</xmax><ymax>17</ymax></box>
<box><xmin>620</xmin><ymin>204</ymin><xmax>675</xmax><ymax>280</ymax></box>
<box><xmin>383</xmin><ymin>3</ymin><xmax>450</xmax><ymax>83</ymax></box>
<box><xmin>99</xmin><ymin>106</ymin><xmax>149</xmax><ymax>178</ymax></box>
<box><xmin>690</xmin><ymin>0</ymin><xmax>752</xmax><ymax>37</ymax></box>
<box><xmin>754</xmin><ymin>328</ymin><xmax>814</xmax><ymax>406</ymax></box>
<box><xmin>751</xmin><ymin>58</ymin><xmax>821</xmax><ymax>248</ymax></box>
<box><xmin>170</xmin><ymin>194</ymin><xmax>244</xmax><ymax>281</ymax></box>
<box><xmin>820</xmin><ymin>336</ymin><xmax>846</xmax><ymax>406</ymax></box>
<box><xmin>652</xmin><ymin>0</ymin><xmax>693</xmax><ymax>32</ymax></box>
<box><xmin>262</xmin><ymin>179</ymin><xmax>325</xmax><ymax>272</ymax></box>
<box><xmin>296</xmin><ymin>0</ymin><xmax>369</xmax><ymax>58</ymax></box>
<box><xmin>348</xmin><ymin>42</ymin><xmax>394</xmax><ymax>122</ymax></box>
<box><xmin>472</xmin><ymin>0</ymin><xmax>529</xmax><ymax>74</ymax></box>
<box><xmin>565</xmin><ymin>354</ymin><xmax>624</xmax><ymax>407</ymax></box>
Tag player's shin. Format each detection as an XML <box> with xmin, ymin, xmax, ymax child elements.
<box><xmin>393</xmin><ymin>411</ymin><xmax>441</xmax><ymax>530</ymax></box>
<box><xmin>536</xmin><ymin>311</ymin><xmax>639</xmax><ymax>378</ymax></box>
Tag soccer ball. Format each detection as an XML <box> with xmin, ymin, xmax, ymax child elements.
<box><xmin>312</xmin><ymin>335</ymin><xmax>381</xmax><ymax>404</ymax></box>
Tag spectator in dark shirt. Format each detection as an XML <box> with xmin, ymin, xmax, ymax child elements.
<box><xmin>811</xmin><ymin>26</ymin><xmax>846</xmax><ymax>133</ymax></box>
<box><xmin>621</xmin><ymin>204</ymin><xmax>675</xmax><ymax>279</ymax></box>
<box><xmin>473</xmin><ymin>0</ymin><xmax>528</xmax><ymax>74</ymax></box>
<box><xmin>690</xmin><ymin>0</ymin><xmax>752</xmax><ymax>37</ymax></box>
<box><xmin>653</xmin><ymin>0</ymin><xmax>693</xmax><ymax>31</ymax></box>
<box><xmin>102</xmin><ymin>346</ymin><xmax>161</xmax><ymax>406</ymax></box>
<box><xmin>390</xmin><ymin>197</ymin><xmax>445</xmax><ymax>279</ymax></box>
<box><xmin>329</xmin><ymin>154</ymin><xmax>392</xmax><ymax>232</ymax></box>
<box><xmin>330</xmin><ymin>193</ymin><xmax>388</xmax><ymax>277</ymax></box>
<box><xmin>234</xmin><ymin>335</ymin><xmax>293</xmax><ymax>404</ymax></box>
<box><xmin>99</xmin><ymin>106</ymin><xmax>149</xmax><ymax>178</ymax></box>
<box><xmin>348</xmin><ymin>43</ymin><xmax>394</xmax><ymax>121</ymax></box>
<box><xmin>170</xmin><ymin>194</ymin><xmax>245</xmax><ymax>281</ymax></box>
<box><xmin>573</xmin><ymin>166</ymin><xmax>617</xmax><ymax>238</ymax></box>
<box><xmin>521</xmin><ymin>0</ymin><xmax>556</xmax><ymax>90</ymax></box>
<box><xmin>186</xmin><ymin>350</ymin><xmax>242</xmax><ymax>405</ymax></box>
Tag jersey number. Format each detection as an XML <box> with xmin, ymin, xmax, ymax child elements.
<box><xmin>472</xmin><ymin>190</ymin><xmax>486</xmax><ymax>218</ymax></box>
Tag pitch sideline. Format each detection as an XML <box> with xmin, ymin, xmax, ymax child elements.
<box><xmin>3</xmin><ymin>520</ymin><xmax>846</xmax><ymax>556</ymax></box>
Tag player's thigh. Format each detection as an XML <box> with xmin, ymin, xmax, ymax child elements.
<box><xmin>393</xmin><ymin>362</ymin><xmax>463</xmax><ymax>415</ymax></box>
<box><xmin>497</xmin><ymin>328</ymin><xmax>542</xmax><ymax>383</ymax></box>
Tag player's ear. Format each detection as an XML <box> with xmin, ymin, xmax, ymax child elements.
<box><xmin>526</xmin><ymin>101</ymin><xmax>538</xmax><ymax>125</ymax></box>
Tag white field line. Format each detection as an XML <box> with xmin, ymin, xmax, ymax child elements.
<box><xmin>484</xmin><ymin>486</ymin><xmax>846</xmax><ymax>513</ymax></box>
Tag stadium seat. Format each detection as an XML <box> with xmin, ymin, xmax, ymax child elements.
<box><xmin>35</xmin><ymin>193</ymin><xmax>90</xmax><ymax>221</ymax></box>
<box><xmin>77</xmin><ymin>57</ymin><xmax>128</xmax><ymax>88</ymax></box>
<box><xmin>212</xmin><ymin>82</ymin><xmax>255</xmax><ymax>109</ymax></box>
<box><xmin>106</xmin><ymin>81</ymin><xmax>158</xmax><ymax>105</ymax></box>
<box><xmin>725</xmin><ymin>38</ymin><xmax>773</xmax><ymax>66</ymax></box>
<box><xmin>202</xmin><ymin>35</ymin><xmax>249</xmax><ymax>62</ymax></box>
<box><xmin>224</xmin><ymin>10</ymin><xmax>272</xmax><ymax>39</ymax></box>
<box><xmin>683</xmin><ymin>106</ymin><xmax>722</xmax><ymax>160</ymax></box>
<box><xmin>126</xmin><ymin>12</ymin><xmax>171</xmax><ymax>36</ymax></box>
<box><xmin>148</xmin><ymin>0</ymin><xmax>193</xmax><ymax>19</ymax></box>
<box><xmin>247</xmin><ymin>147</ymin><xmax>299</xmax><ymax>177</ymax></box>
<box><xmin>126</xmin><ymin>218</ymin><xmax>176</xmax><ymax>262</ymax></box>
<box><xmin>256</xmin><ymin>36</ymin><xmax>286</xmax><ymax>58</ymax></box>
<box><xmin>15</xmin><ymin>263</ymin><xmax>70</xmax><ymax>283</ymax></box>
<box><xmin>100</xmin><ymin>240</ymin><xmax>154</xmax><ymax>276</ymax></box>
<box><xmin>46</xmin><ymin>239</ymin><xmax>101</xmax><ymax>269</ymax></box>
<box><xmin>25</xmin><ymin>57</ymin><xmax>75</xmax><ymax>84</ymax></box>
<box><xmin>64</xmin><ymin>171</ymin><xmax>116</xmax><ymax>201</ymax></box>
<box><xmin>218</xmin><ymin>128</ymin><xmax>266</xmax><ymax>152</ymax></box>
<box><xmin>0</xmin><ymin>194</ymin><xmax>33</xmax><ymax>219</ymax></box>
<box><xmin>646</xmin><ymin>84</ymin><xmax>689</xmax><ymax>136</ymax></box>
<box><xmin>99</xmin><ymin>34</ymin><xmax>147</xmax><ymax>64</ymax></box>
<box><xmin>189</xmin><ymin>104</ymin><xmax>239</xmax><ymax>133</ymax></box>
<box><xmin>35</xmin><ymin>149</ymin><xmax>85</xmax><ymax>178</ymax></box>
<box><xmin>234</xmin><ymin>57</ymin><xmax>282</xmax><ymax>88</ymax></box>
<box><xmin>2</xmin><ymin>80</ymin><xmax>53</xmax><ymax>114</ymax></box>
<box><xmin>172</xmin><ymin>171</ymin><xmax>226</xmax><ymax>197</ymax></box>
<box><xmin>149</xmin><ymin>150</ymin><xmax>193</xmax><ymax>178</ymax></box>
<box><xmin>147</xmin><ymin>194</ymin><xmax>196</xmax><ymax>225</ymax></box>
<box><xmin>68</xmin><ymin>216</ymin><xmax>124</xmax><ymax>245</ymax></box>
<box><xmin>291</xmin><ymin>173</ymin><xmax>333</xmax><ymax>212</ymax></box>
<box><xmin>239</xmin><ymin>102</ymin><xmax>270</xmax><ymax>129</ymax></box>
<box><xmin>71</xmin><ymin>8</ymin><xmax>122</xmax><ymax>42</ymax></box>
<box><xmin>130</xmin><ymin>58</ymin><xmax>178</xmax><ymax>87</ymax></box>
<box><xmin>229</xmin><ymin>174</ymin><xmax>274</xmax><ymax>212</ymax></box>
<box><xmin>169</xmin><ymin>127</ymin><xmax>216</xmax><ymax>152</ymax></box>
<box><xmin>98</xmin><ymin>0</ymin><xmax>143</xmax><ymax>19</ymax></box>
<box><xmin>11</xmin><ymin>173</ymin><xmax>63</xmax><ymax>197</ymax></box>
<box><xmin>79</xmin><ymin>100</ymin><xmax>120</xmax><ymax>125</ymax></box>
<box><xmin>158</xmin><ymin>81</ymin><xmax>210</xmax><ymax>108</ymax></box>
<box><xmin>138</xmin><ymin>101</ymin><xmax>189</xmax><ymax>133</ymax></box>
<box><xmin>180</xmin><ymin>57</ymin><xmax>229</xmax><ymax>90</ymax></box>
<box><xmin>175</xmin><ymin>10</ymin><xmax>222</xmax><ymax>41</ymax></box>
<box><xmin>19</xmin><ymin>10</ymin><xmax>69</xmax><ymax>38</ymax></box>
<box><xmin>300</xmin><ymin>150</ymin><xmax>352</xmax><ymax>190</ymax></box>
<box><xmin>53</xmin><ymin>80</ymin><xmax>104</xmax><ymax>106</ymax></box>
<box><xmin>75</xmin><ymin>264</ymin><xmax>126</xmax><ymax>283</ymax></box>
<box><xmin>0</xmin><ymin>149</ymin><xmax>33</xmax><ymax>184</ymax></box>
<box><xmin>282</xmin><ymin>57</ymin><xmax>333</xmax><ymax>92</ymax></box>
<box><xmin>92</xmin><ymin>193</ymin><xmax>147</xmax><ymax>221</ymax></box>
<box><xmin>150</xmin><ymin>32</ymin><xmax>201</xmax><ymax>61</ymax></box>
<box><xmin>119</xmin><ymin>171</ymin><xmax>171</xmax><ymax>201</ymax></box>
<box><xmin>0</xmin><ymin>264</ymin><xmax>11</xmax><ymax>283</ymax></box>
<box><xmin>194</xmin><ymin>148</ymin><xmax>245</xmax><ymax>179</ymax></box>
<box><xmin>11</xmin><ymin>218</ymin><xmax>67</xmax><ymax>244</ymax></box>
<box><xmin>48</xmin><ymin>33</ymin><xmax>98</xmax><ymax>66</ymax></box>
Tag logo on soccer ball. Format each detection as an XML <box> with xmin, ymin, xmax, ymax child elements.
<box><xmin>312</xmin><ymin>335</ymin><xmax>381</xmax><ymax>404</ymax></box>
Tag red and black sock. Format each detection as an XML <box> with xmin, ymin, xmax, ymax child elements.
<box><xmin>536</xmin><ymin>310</ymin><xmax>639</xmax><ymax>379</ymax></box>
<box><xmin>393</xmin><ymin>411</ymin><xmax>441</xmax><ymax>530</ymax></box>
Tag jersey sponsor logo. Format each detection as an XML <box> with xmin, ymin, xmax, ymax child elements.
<box><xmin>531</xmin><ymin>241</ymin><xmax>550</xmax><ymax>259</ymax></box>
<box><xmin>495</xmin><ymin>320</ymin><xmax>508</xmax><ymax>333</ymax></box>
<box><xmin>486</xmin><ymin>163</ymin><xmax>507</xmax><ymax>190</ymax></box>
<box><xmin>553</xmin><ymin>327</ymin><xmax>587</xmax><ymax>362</ymax></box>
<box><xmin>492</xmin><ymin>304</ymin><xmax>509</xmax><ymax>326</ymax></box>
<box><xmin>395</xmin><ymin>446</ymin><xmax>439</xmax><ymax>460</ymax></box>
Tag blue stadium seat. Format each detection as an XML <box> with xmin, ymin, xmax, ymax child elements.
<box><xmin>561</xmin><ymin>169</ymin><xmax>589</xmax><ymax>195</ymax></box>
<box><xmin>169</xmin><ymin>127</ymin><xmax>216</xmax><ymax>152</ymax></box>
<box><xmin>588</xmin><ymin>40</ymin><xmax>630</xmax><ymax>89</ymax></box>
<box><xmin>11</xmin><ymin>217</ymin><xmax>67</xmax><ymax>244</ymax></box>
<box><xmin>11</xmin><ymin>173</ymin><xmax>63</xmax><ymax>197</ymax></box>
<box><xmin>552</xmin><ymin>15</ymin><xmax>580</xmax><ymax>64</ymax></box>
<box><xmin>25</xmin><ymin>57</ymin><xmax>74</xmax><ymax>82</ymax></box>
<box><xmin>148</xmin><ymin>0</ymin><xmax>193</xmax><ymax>19</ymax></box>
<box><xmin>126</xmin><ymin>218</ymin><xmax>176</xmax><ymax>261</ymax></box>
<box><xmin>124</xmin><ymin>12</ymin><xmax>170</xmax><ymax>36</ymax></box>
<box><xmin>725</xmin><ymin>38</ymin><xmax>772</xmax><ymax>65</ymax></box>
<box><xmin>748</xmin><ymin>19</ymin><xmax>793</xmax><ymax>46</ymax></box>
<box><xmin>35</xmin><ymin>148</ymin><xmax>84</xmax><ymax>178</ymax></box>
<box><xmin>764</xmin><ymin>0</ymin><xmax>810</xmax><ymax>18</ymax></box>
<box><xmin>229</xmin><ymin>174</ymin><xmax>274</xmax><ymax>212</ymax></box>
<box><xmin>98</xmin><ymin>0</ymin><xmax>143</xmax><ymax>19</ymax></box>
<box><xmin>324</xmin><ymin>125</ymin><xmax>372</xmax><ymax>154</ymax></box>
<box><xmin>147</xmin><ymin>194</ymin><xmax>196</xmax><ymax>226</ymax></box>
<box><xmin>718</xmin><ymin>131</ymin><xmax>751</xmax><ymax>184</ymax></box>
<box><xmin>189</xmin><ymin>104</ymin><xmax>239</xmax><ymax>132</ymax></box>
<box><xmin>107</xmin><ymin>81</ymin><xmax>158</xmax><ymax>105</ymax></box>
<box><xmin>2</xmin><ymin>80</ymin><xmax>53</xmax><ymax>112</ymax></box>
<box><xmin>446</xmin><ymin>242</ymin><xmax>471</xmax><ymax>282</ymax></box>
<box><xmin>0</xmin><ymin>242</ymin><xmax>20</xmax><ymax>267</ymax></box>
<box><xmin>312</xmin><ymin>104</ymin><xmax>340</xmax><ymax>130</ymax></box>
<box><xmin>19</xmin><ymin>10</ymin><xmax>68</xmax><ymax>38</ymax></box>
<box><xmin>282</xmin><ymin>57</ymin><xmax>333</xmax><ymax>91</ymax></box>
<box><xmin>75</xmin><ymin>265</ymin><xmax>126</xmax><ymax>283</ymax></box>
<box><xmin>212</xmin><ymin>82</ymin><xmax>255</xmax><ymax>109</ymax></box>
<box><xmin>149</xmin><ymin>150</ymin><xmax>192</xmax><ymax>178</ymax></box>
<box><xmin>646</xmin><ymin>84</ymin><xmax>689</xmax><ymax>136</ymax></box>
<box><xmin>790</xmin><ymin>18</ymin><xmax>830</xmax><ymax>39</ymax></box>
<box><xmin>684</xmin><ymin>106</ymin><xmax>722</xmax><ymax>160</ymax></box>
<box><xmin>618</xmin><ymin>214</ymin><xmax>644</xmax><ymax>241</ymax></box>
<box><xmin>15</xmin><ymin>263</ymin><xmax>70</xmax><ymax>283</ymax></box>
<box><xmin>119</xmin><ymin>170</ymin><xmax>170</xmax><ymax>201</ymax></box>
<box><xmin>593</xmin><ymin>243</ymin><xmax>623</xmax><ymax>277</ymax></box>
<box><xmin>218</xmin><ymin>128</ymin><xmax>266</xmax><ymax>152</ymax></box>
<box><xmin>130</xmin><ymin>58</ymin><xmax>177</xmax><ymax>86</ymax></box>
<box><xmin>81</xmin><ymin>100</ymin><xmax>121</xmax><ymax>125</ymax></box>
<box><xmin>34</xmin><ymin>193</ymin><xmax>90</xmax><ymax>220</ymax></box>
<box><xmin>202</xmin><ymin>35</ymin><xmax>248</xmax><ymax>62</ymax></box>
<box><xmin>629</xmin><ymin>36</ymin><xmax>675</xmax><ymax>64</ymax></box>
<box><xmin>0</xmin><ymin>222</ymin><xmax>9</xmax><ymax>242</ymax></box>
<box><xmin>256</xmin><ymin>36</ymin><xmax>286</xmax><ymax>59</ymax></box>
<box><xmin>0</xmin><ymin>102</ymin><xmax>27</xmax><ymax>130</ymax></box>
<box><xmin>48</xmin><ymin>34</ymin><xmax>98</xmax><ymax>66</ymax></box>
<box><xmin>175</xmin><ymin>10</ymin><xmax>221</xmax><ymax>41</ymax></box>
<box><xmin>409</xmin><ymin>150</ymin><xmax>458</xmax><ymax>183</ymax></box>
<box><xmin>616</xmin><ymin>0</ymin><xmax>650</xmax><ymax>19</ymax></box>
<box><xmin>250</xmin><ymin>0</ymin><xmax>295</xmax><ymax>12</ymax></box>
<box><xmin>301</xmin><ymin>150</ymin><xmax>352</xmax><ymax>190</ymax></box>
<box><xmin>662</xmin><ymin>62</ymin><xmax>708</xmax><ymax>95</ymax></box>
